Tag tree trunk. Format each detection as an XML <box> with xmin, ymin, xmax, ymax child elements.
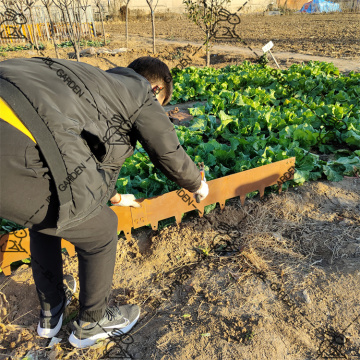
<box><xmin>151</xmin><ymin>9</ymin><xmax>155</xmax><ymax>54</ymax></box>
<box><xmin>74</xmin><ymin>40</ymin><xmax>80</xmax><ymax>61</ymax></box>
<box><xmin>17</xmin><ymin>4</ymin><xmax>31</xmax><ymax>47</ymax></box>
<box><xmin>98</xmin><ymin>3</ymin><xmax>106</xmax><ymax>46</ymax></box>
<box><xmin>64</xmin><ymin>6</ymin><xmax>80</xmax><ymax>61</ymax></box>
<box><xmin>46</xmin><ymin>4</ymin><xmax>60</xmax><ymax>58</ymax></box>
<box><xmin>28</xmin><ymin>8</ymin><xmax>40</xmax><ymax>52</ymax></box>
<box><xmin>21</xmin><ymin>9</ymin><xmax>33</xmax><ymax>47</ymax></box>
<box><xmin>206</xmin><ymin>30</ymin><xmax>210</xmax><ymax>66</ymax></box>
<box><xmin>83</xmin><ymin>4</ymin><xmax>89</xmax><ymax>37</ymax></box>
<box><xmin>125</xmin><ymin>3</ymin><xmax>128</xmax><ymax>47</ymax></box>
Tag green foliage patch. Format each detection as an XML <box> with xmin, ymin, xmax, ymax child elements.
<box><xmin>57</xmin><ymin>39</ymin><xmax>110</xmax><ymax>48</ymax></box>
<box><xmin>0</xmin><ymin>43</ymin><xmax>45</xmax><ymax>51</ymax></box>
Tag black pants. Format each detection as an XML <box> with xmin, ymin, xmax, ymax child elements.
<box><xmin>0</xmin><ymin>119</ymin><xmax>118</xmax><ymax>322</ymax></box>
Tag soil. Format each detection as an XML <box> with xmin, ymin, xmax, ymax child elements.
<box><xmin>1</xmin><ymin>11</ymin><xmax>360</xmax><ymax>360</ymax></box>
<box><xmin>1</xmin><ymin>13</ymin><xmax>359</xmax><ymax>73</ymax></box>
<box><xmin>109</xmin><ymin>13</ymin><xmax>360</xmax><ymax>59</ymax></box>
<box><xmin>1</xmin><ymin>178</ymin><xmax>360</xmax><ymax>359</ymax></box>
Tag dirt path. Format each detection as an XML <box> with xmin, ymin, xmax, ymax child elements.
<box><xmin>107</xmin><ymin>12</ymin><xmax>360</xmax><ymax>60</ymax></box>
<box><xmin>151</xmin><ymin>36</ymin><xmax>360</xmax><ymax>73</ymax></box>
<box><xmin>2</xmin><ymin>13</ymin><xmax>359</xmax><ymax>74</ymax></box>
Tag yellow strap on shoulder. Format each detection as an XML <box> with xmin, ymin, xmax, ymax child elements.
<box><xmin>0</xmin><ymin>97</ymin><xmax>36</xmax><ymax>143</ymax></box>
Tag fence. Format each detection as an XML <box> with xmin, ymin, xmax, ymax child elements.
<box><xmin>0</xmin><ymin>5</ymin><xmax>96</xmax><ymax>45</ymax></box>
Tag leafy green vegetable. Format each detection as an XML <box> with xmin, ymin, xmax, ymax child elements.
<box><xmin>0</xmin><ymin>43</ymin><xmax>46</xmax><ymax>52</ymax></box>
<box><xmin>166</xmin><ymin>61</ymin><xmax>359</xmax><ymax>186</ymax></box>
<box><xmin>57</xmin><ymin>39</ymin><xmax>110</xmax><ymax>48</ymax></box>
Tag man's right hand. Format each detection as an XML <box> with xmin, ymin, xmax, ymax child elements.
<box><xmin>193</xmin><ymin>180</ymin><xmax>209</xmax><ymax>201</ymax></box>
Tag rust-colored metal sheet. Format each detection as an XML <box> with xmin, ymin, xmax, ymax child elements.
<box><xmin>112</xmin><ymin>157</ymin><xmax>296</xmax><ymax>239</ymax></box>
<box><xmin>0</xmin><ymin>230</ymin><xmax>75</xmax><ymax>276</ymax></box>
<box><xmin>0</xmin><ymin>157</ymin><xmax>295</xmax><ymax>275</ymax></box>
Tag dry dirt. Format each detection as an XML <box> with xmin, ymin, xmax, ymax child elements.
<box><xmin>108</xmin><ymin>12</ymin><xmax>360</xmax><ymax>59</ymax></box>
<box><xmin>1</xmin><ymin>13</ymin><xmax>359</xmax><ymax>73</ymax></box>
<box><xmin>1</xmin><ymin>11</ymin><xmax>360</xmax><ymax>360</ymax></box>
<box><xmin>1</xmin><ymin>178</ymin><xmax>360</xmax><ymax>360</ymax></box>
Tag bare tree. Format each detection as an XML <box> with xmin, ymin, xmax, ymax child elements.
<box><xmin>79</xmin><ymin>0</ymin><xmax>89</xmax><ymax>27</ymax></box>
<box><xmin>94</xmin><ymin>0</ymin><xmax>106</xmax><ymax>46</ymax></box>
<box><xmin>183</xmin><ymin>0</ymin><xmax>230</xmax><ymax>66</ymax></box>
<box><xmin>79</xmin><ymin>0</ymin><xmax>96</xmax><ymax>38</ymax></box>
<box><xmin>40</xmin><ymin>0</ymin><xmax>60</xmax><ymax>58</ymax></box>
<box><xmin>0</xmin><ymin>0</ymin><xmax>13</xmax><ymax>10</ymax></box>
<box><xmin>12</xmin><ymin>0</ymin><xmax>40</xmax><ymax>52</ymax></box>
<box><xmin>53</xmin><ymin>0</ymin><xmax>81</xmax><ymax>61</ymax></box>
<box><xmin>11</xmin><ymin>0</ymin><xmax>27</xmax><ymax>15</ymax></box>
<box><xmin>124</xmin><ymin>0</ymin><xmax>130</xmax><ymax>48</ymax></box>
<box><xmin>0</xmin><ymin>0</ymin><xmax>27</xmax><ymax>40</ymax></box>
<box><xmin>24</xmin><ymin>0</ymin><xmax>40</xmax><ymax>50</ymax></box>
<box><xmin>145</xmin><ymin>0</ymin><xmax>159</xmax><ymax>54</ymax></box>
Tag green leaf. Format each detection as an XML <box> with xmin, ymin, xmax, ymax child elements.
<box><xmin>189</xmin><ymin>117</ymin><xmax>207</xmax><ymax>131</ymax></box>
<box><xmin>293</xmin><ymin>169</ymin><xmax>308</xmax><ymax>184</ymax></box>
<box><xmin>233</xmin><ymin>92</ymin><xmax>246</xmax><ymax>106</ymax></box>
<box><xmin>216</xmin><ymin>111</ymin><xmax>234</xmax><ymax>132</ymax></box>
<box><xmin>323</xmin><ymin>165</ymin><xmax>344</xmax><ymax>181</ymax></box>
<box><xmin>213</xmin><ymin>149</ymin><xmax>235</xmax><ymax>166</ymax></box>
<box><xmin>205</xmin><ymin>153</ymin><xmax>217</xmax><ymax>167</ymax></box>
<box><xmin>188</xmin><ymin>106</ymin><xmax>205</xmax><ymax>116</ymax></box>
<box><xmin>330</xmin><ymin>156</ymin><xmax>360</xmax><ymax>176</ymax></box>
<box><xmin>342</xmin><ymin>129</ymin><xmax>360</xmax><ymax>147</ymax></box>
<box><xmin>204</xmin><ymin>203</ymin><xmax>216</xmax><ymax>214</ymax></box>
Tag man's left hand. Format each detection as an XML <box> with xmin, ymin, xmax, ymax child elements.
<box><xmin>111</xmin><ymin>194</ymin><xmax>141</xmax><ymax>208</ymax></box>
<box><xmin>193</xmin><ymin>180</ymin><xmax>209</xmax><ymax>201</ymax></box>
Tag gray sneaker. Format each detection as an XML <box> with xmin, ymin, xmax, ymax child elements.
<box><xmin>68</xmin><ymin>305</ymin><xmax>140</xmax><ymax>348</ymax></box>
<box><xmin>37</xmin><ymin>274</ymin><xmax>77</xmax><ymax>338</ymax></box>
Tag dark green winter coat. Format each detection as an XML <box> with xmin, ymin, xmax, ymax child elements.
<box><xmin>0</xmin><ymin>58</ymin><xmax>201</xmax><ymax>233</ymax></box>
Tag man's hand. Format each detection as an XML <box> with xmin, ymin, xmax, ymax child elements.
<box><xmin>110</xmin><ymin>194</ymin><xmax>141</xmax><ymax>208</ymax></box>
<box><xmin>193</xmin><ymin>180</ymin><xmax>209</xmax><ymax>201</ymax></box>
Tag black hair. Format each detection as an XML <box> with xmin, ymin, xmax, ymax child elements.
<box><xmin>127</xmin><ymin>56</ymin><xmax>173</xmax><ymax>106</ymax></box>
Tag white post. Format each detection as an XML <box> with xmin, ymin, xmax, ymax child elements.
<box><xmin>268</xmin><ymin>49</ymin><xmax>280</xmax><ymax>69</ymax></box>
<box><xmin>262</xmin><ymin>41</ymin><xmax>280</xmax><ymax>69</ymax></box>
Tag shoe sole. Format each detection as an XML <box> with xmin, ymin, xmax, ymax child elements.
<box><xmin>68</xmin><ymin>312</ymin><xmax>140</xmax><ymax>349</ymax></box>
<box><xmin>37</xmin><ymin>278</ymin><xmax>77</xmax><ymax>338</ymax></box>
<box><xmin>37</xmin><ymin>313</ymin><xmax>64</xmax><ymax>338</ymax></box>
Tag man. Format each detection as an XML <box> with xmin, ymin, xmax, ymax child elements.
<box><xmin>0</xmin><ymin>56</ymin><xmax>209</xmax><ymax>348</ymax></box>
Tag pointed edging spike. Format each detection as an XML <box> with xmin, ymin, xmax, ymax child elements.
<box><xmin>240</xmin><ymin>195</ymin><xmax>246</xmax><ymax>206</ymax></box>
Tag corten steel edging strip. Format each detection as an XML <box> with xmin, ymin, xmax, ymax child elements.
<box><xmin>0</xmin><ymin>233</ymin><xmax>75</xmax><ymax>276</ymax></box>
<box><xmin>0</xmin><ymin>158</ymin><xmax>295</xmax><ymax>275</ymax></box>
<box><xmin>111</xmin><ymin>157</ymin><xmax>296</xmax><ymax>239</ymax></box>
